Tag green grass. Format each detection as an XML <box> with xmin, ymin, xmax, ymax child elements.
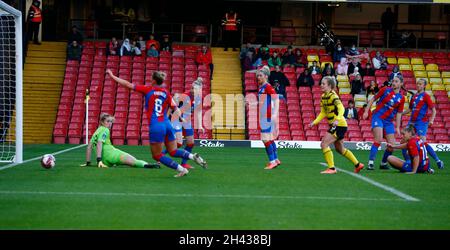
<box><xmin>0</xmin><ymin>144</ymin><xmax>449</xmax><ymax>229</ymax></box>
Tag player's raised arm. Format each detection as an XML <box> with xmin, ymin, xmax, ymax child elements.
<box><xmin>106</xmin><ymin>69</ymin><xmax>134</xmax><ymax>90</ymax></box>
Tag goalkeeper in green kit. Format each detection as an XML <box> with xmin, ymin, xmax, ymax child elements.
<box><xmin>81</xmin><ymin>113</ymin><xmax>159</xmax><ymax>169</ymax></box>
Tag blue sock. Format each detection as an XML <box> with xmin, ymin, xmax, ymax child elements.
<box><xmin>381</xmin><ymin>150</ymin><xmax>393</xmax><ymax>164</ymax></box>
<box><xmin>369</xmin><ymin>142</ymin><xmax>380</xmax><ymax>162</ymax></box>
<box><xmin>170</xmin><ymin>149</ymin><xmax>191</xmax><ymax>160</ymax></box>
<box><xmin>159</xmin><ymin>155</ymin><xmax>179</xmax><ymax>170</ymax></box>
<box><xmin>402</xmin><ymin>149</ymin><xmax>410</xmax><ymax>162</ymax></box>
<box><xmin>181</xmin><ymin>144</ymin><xmax>194</xmax><ymax>165</ymax></box>
<box><xmin>425</xmin><ymin>143</ymin><xmax>440</xmax><ymax>162</ymax></box>
<box><xmin>264</xmin><ymin>141</ymin><xmax>275</xmax><ymax>161</ymax></box>
<box><xmin>271</xmin><ymin>141</ymin><xmax>278</xmax><ymax>160</ymax></box>
<box><xmin>162</xmin><ymin>149</ymin><xmax>168</xmax><ymax>154</ymax></box>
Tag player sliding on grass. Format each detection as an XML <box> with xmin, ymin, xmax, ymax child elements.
<box><xmin>106</xmin><ymin>69</ymin><xmax>207</xmax><ymax>177</ymax></box>
<box><xmin>309</xmin><ymin>76</ymin><xmax>364</xmax><ymax>174</ymax></box>
<box><xmin>81</xmin><ymin>113</ymin><xmax>160</xmax><ymax>169</ymax></box>
<box><xmin>169</xmin><ymin>77</ymin><xmax>204</xmax><ymax>169</ymax></box>
<box><xmin>402</xmin><ymin>78</ymin><xmax>444</xmax><ymax>169</ymax></box>
<box><xmin>364</xmin><ymin>75</ymin><xmax>405</xmax><ymax>170</ymax></box>
<box><xmin>256</xmin><ymin>66</ymin><xmax>281</xmax><ymax>170</ymax></box>
<box><xmin>386</xmin><ymin>125</ymin><xmax>434</xmax><ymax>174</ymax></box>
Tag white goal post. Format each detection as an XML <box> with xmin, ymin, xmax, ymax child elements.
<box><xmin>0</xmin><ymin>0</ymin><xmax>22</xmax><ymax>163</ymax></box>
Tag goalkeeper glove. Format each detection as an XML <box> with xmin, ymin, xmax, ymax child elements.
<box><xmin>97</xmin><ymin>157</ymin><xmax>108</xmax><ymax>168</ymax></box>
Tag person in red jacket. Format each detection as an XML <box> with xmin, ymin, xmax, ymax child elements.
<box><xmin>27</xmin><ymin>0</ymin><xmax>42</xmax><ymax>45</ymax></box>
<box><xmin>195</xmin><ymin>45</ymin><xmax>214</xmax><ymax>80</ymax></box>
<box><xmin>145</xmin><ymin>33</ymin><xmax>160</xmax><ymax>51</ymax></box>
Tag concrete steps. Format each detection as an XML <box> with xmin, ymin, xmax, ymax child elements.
<box><xmin>16</xmin><ymin>41</ymin><xmax>67</xmax><ymax>144</ymax></box>
<box><xmin>210</xmin><ymin>47</ymin><xmax>245</xmax><ymax>140</ymax></box>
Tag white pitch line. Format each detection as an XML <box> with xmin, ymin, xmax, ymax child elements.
<box><xmin>320</xmin><ymin>163</ymin><xmax>420</xmax><ymax>202</ymax></box>
<box><xmin>0</xmin><ymin>190</ymin><xmax>405</xmax><ymax>202</ymax></box>
<box><xmin>0</xmin><ymin>144</ymin><xmax>87</xmax><ymax>171</ymax></box>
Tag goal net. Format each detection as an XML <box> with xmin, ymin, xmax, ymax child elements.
<box><xmin>0</xmin><ymin>1</ymin><xmax>22</xmax><ymax>163</ymax></box>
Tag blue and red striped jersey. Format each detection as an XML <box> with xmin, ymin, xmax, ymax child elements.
<box><xmin>409</xmin><ymin>92</ymin><xmax>434</xmax><ymax>123</ymax></box>
<box><xmin>373</xmin><ymin>86</ymin><xmax>405</xmax><ymax>122</ymax></box>
<box><xmin>258</xmin><ymin>83</ymin><xmax>277</xmax><ymax>122</ymax></box>
<box><xmin>407</xmin><ymin>136</ymin><xmax>429</xmax><ymax>168</ymax></box>
<box><xmin>134</xmin><ymin>84</ymin><xmax>176</xmax><ymax>124</ymax></box>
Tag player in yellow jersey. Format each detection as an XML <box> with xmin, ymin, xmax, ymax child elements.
<box><xmin>309</xmin><ymin>76</ymin><xmax>365</xmax><ymax>174</ymax></box>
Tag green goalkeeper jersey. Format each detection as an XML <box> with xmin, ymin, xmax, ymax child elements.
<box><xmin>90</xmin><ymin>126</ymin><xmax>112</xmax><ymax>148</ymax></box>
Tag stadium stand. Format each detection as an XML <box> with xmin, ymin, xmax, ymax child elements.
<box><xmin>53</xmin><ymin>42</ymin><xmax>213</xmax><ymax>145</ymax></box>
<box><xmin>244</xmin><ymin>47</ymin><xmax>450</xmax><ymax>143</ymax></box>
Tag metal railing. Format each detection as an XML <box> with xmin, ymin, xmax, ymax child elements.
<box><xmin>69</xmin><ymin>19</ymin><xmax>449</xmax><ymax>50</ymax></box>
<box><xmin>243</xmin><ymin>22</ymin><xmax>449</xmax><ymax>50</ymax></box>
<box><xmin>69</xmin><ymin>19</ymin><xmax>213</xmax><ymax>45</ymax></box>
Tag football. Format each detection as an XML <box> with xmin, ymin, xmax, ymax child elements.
<box><xmin>41</xmin><ymin>154</ymin><xmax>56</xmax><ymax>169</ymax></box>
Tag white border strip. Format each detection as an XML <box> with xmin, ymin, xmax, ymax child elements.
<box><xmin>0</xmin><ymin>190</ymin><xmax>404</xmax><ymax>202</ymax></box>
<box><xmin>320</xmin><ymin>163</ymin><xmax>420</xmax><ymax>202</ymax></box>
<box><xmin>0</xmin><ymin>144</ymin><xmax>86</xmax><ymax>171</ymax></box>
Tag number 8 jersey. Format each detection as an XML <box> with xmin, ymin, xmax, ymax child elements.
<box><xmin>134</xmin><ymin>84</ymin><xmax>177</xmax><ymax>124</ymax></box>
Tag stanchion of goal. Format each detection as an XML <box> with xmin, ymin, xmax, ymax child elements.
<box><xmin>85</xmin><ymin>89</ymin><xmax>90</xmax><ymax>145</ymax></box>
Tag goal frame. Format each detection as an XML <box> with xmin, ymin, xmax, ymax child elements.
<box><xmin>0</xmin><ymin>1</ymin><xmax>23</xmax><ymax>163</ymax></box>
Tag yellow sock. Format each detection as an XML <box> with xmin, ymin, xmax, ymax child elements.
<box><xmin>322</xmin><ymin>147</ymin><xmax>334</xmax><ymax>168</ymax></box>
<box><xmin>342</xmin><ymin>149</ymin><xmax>359</xmax><ymax>165</ymax></box>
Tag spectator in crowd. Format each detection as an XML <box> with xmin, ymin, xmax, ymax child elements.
<box><xmin>68</xmin><ymin>25</ymin><xmax>83</xmax><ymax>44</ymax></box>
<box><xmin>372</xmin><ymin>51</ymin><xmax>387</xmax><ymax>70</ymax></box>
<box><xmin>346</xmin><ymin>44</ymin><xmax>360</xmax><ymax>61</ymax></box>
<box><xmin>160</xmin><ymin>34</ymin><xmax>172</xmax><ymax>52</ymax></box>
<box><xmin>344</xmin><ymin>100</ymin><xmax>359</xmax><ymax>121</ymax></box>
<box><xmin>336</xmin><ymin>57</ymin><xmax>348</xmax><ymax>76</ymax></box>
<box><xmin>322</xmin><ymin>66</ymin><xmax>334</xmax><ymax>78</ymax></box>
<box><xmin>366</xmin><ymin>80</ymin><xmax>379</xmax><ymax>99</ymax></box>
<box><xmin>131</xmin><ymin>41</ymin><xmax>142</xmax><ymax>56</ymax></box>
<box><xmin>333</xmin><ymin>43</ymin><xmax>346</xmax><ymax>62</ymax></box>
<box><xmin>382</xmin><ymin>80</ymin><xmax>391</xmax><ymax>87</ymax></box>
<box><xmin>257</xmin><ymin>44</ymin><xmax>270</xmax><ymax>62</ymax></box>
<box><xmin>296</xmin><ymin>68</ymin><xmax>314</xmax><ymax>88</ymax></box>
<box><xmin>269</xmin><ymin>65</ymin><xmax>290</xmax><ymax>99</ymax></box>
<box><xmin>350</xmin><ymin>73</ymin><xmax>364</xmax><ymax>96</ymax></box>
<box><xmin>268</xmin><ymin>51</ymin><xmax>281</xmax><ymax>67</ymax></box>
<box><xmin>282</xmin><ymin>45</ymin><xmax>296</xmax><ymax>67</ymax></box>
<box><xmin>196</xmin><ymin>45</ymin><xmax>214</xmax><ymax>80</ymax></box>
<box><xmin>349</xmin><ymin>67</ymin><xmax>360</xmax><ymax>78</ymax></box>
<box><xmin>381</xmin><ymin>7</ymin><xmax>395</xmax><ymax>40</ymax></box>
<box><xmin>358</xmin><ymin>103</ymin><xmax>371</xmax><ymax>120</ymax></box>
<box><xmin>252</xmin><ymin>54</ymin><xmax>263</xmax><ymax>68</ymax></box>
<box><xmin>361</xmin><ymin>62</ymin><xmax>375</xmax><ymax>77</ymax></box>
<box><xmin>309</xmin><ymin>61</ymin><xmax>321</xmax><ymax>75</ymax></box>
<box><xmin>147</xmin><ymin>44</ymin><xmax>159</xmax><ymax>57</ymax></box>
<box><xmin>360</xmin><ymin>47</ymin><xmax>370</xmax><ymax>61</ymax></box>
<box><xmin>67</xmin><ymin>40</ymin><xmax>82</xmax><ymax>61</ymax></box>
<box><xmin>322</xmin><ymin>63</ymin><xmax>335</xmax><ymax>77</ymax></box>
<box><xmin>388</xmin><ymin>65</ymin><xmax>402</xmax><ymax>81</ymax></box>
<box><xmin>240</xmin><ymin>42</ymin><xmax>254</xmax><ymax>63</ymax></box>
<box><xmin>243</xmin><ymin>51</ymin><xmax>256</xmax><ymax>72</ymax></box>
<box><xmin>137</xmin><ymin>35</ymin><xmax>146</xmax><ymax>53</ymax></box>
<box><xmin>120</xmin><ymin>38</ymin><xmax>133</xmax><ymax>56</ymax></box>
<box><xmin>146</xmin><ymin>33</ymin><xmax>160</xmax><ymax>51</ymax></box>
<box><xmin>348</xmin><ymin>58</ymin><xmax>362</xmax><ymax>76</ymax></box>
<box><xmin>108</xmin><ymin>37</ymin><xmax>119</xmax><ymax>56</ymax></box>
<box><xmin>293</xmin><ymin>49</ymin><xmax>307</xmax><ymax>68</ymax></box>
<box><xmin>27</xmin><ymin>0</ymin><xmax>42</xmax><ymax>45</ymax></box>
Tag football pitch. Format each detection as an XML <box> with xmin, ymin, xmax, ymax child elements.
<box><xmin>0</xmin><ymin>144</ymin><xmax>449</xmax><ymax>229</ymax></box>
